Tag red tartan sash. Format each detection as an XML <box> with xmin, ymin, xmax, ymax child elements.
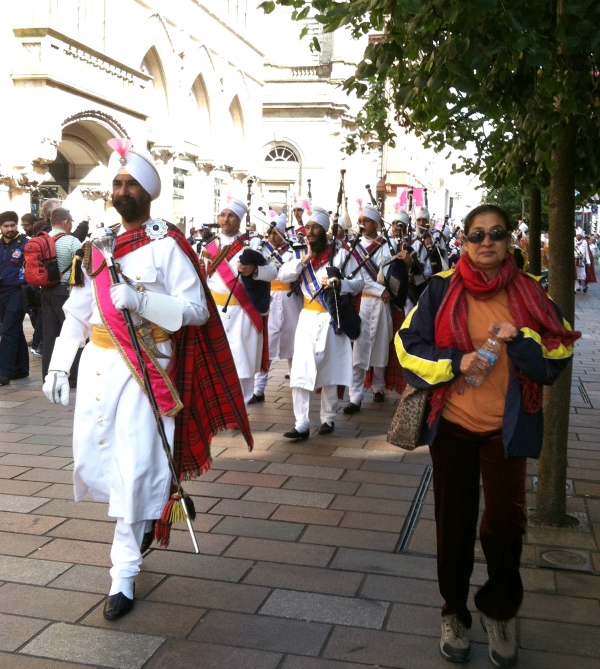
<box><xmin>205</xmin><ymin>237</ymin><xmax>264</xmax><ymax>333</ymax></box>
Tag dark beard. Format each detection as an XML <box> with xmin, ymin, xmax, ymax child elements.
<box><xmin>113</xmin><ymin>194</ymin><xmax>150</xmax><ymax>222</ymax></box>
<box><xmin>311</xmin><ymin>230</ymin><xmax>328</xmax><ymax>255</ymax></box>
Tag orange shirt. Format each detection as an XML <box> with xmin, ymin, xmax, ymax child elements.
<box><xmin>442</xmin><ymin>289</ymin><xmax>514</xmax><ymax>433</ymax></box>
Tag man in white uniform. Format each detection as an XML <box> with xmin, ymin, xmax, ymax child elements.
<box><xmin>252</xmin><ymin>214</ymin><xmax>303</xmax><ymax>402</ymax></box>
<box><xmin>575</xmin><ymin>228</ymin><xmax>590</xmax><ymax>292</ymax></box>
<box><xmin>204</xmin><ymin>196</ymin><xmax>278</xmax><ymax>404</ymax></box>
<box><xmin>42</xmin><ymin>141</ymin><xmax>251</xmax><ymax>620</ymax></box>
<box><xmin>279</xmin><ymin>205</ymin><xmax>363</xmax><ymax>439</ymax></box>
<box><xmin>344</xmin><ymin>204</ymin><xmax>394</xmax><ymax>412</ymax></box>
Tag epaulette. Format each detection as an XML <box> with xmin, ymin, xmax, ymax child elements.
<box><xmin>82</xmin><ymin>240</ymin><xmax>93</xmax><ymax>276</ymax></box>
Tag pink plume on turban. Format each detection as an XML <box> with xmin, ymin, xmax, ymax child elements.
<box><xmin>107</xmin><ymin>138</ymin><xmax>133</xmax><ymax>158</ymax></box>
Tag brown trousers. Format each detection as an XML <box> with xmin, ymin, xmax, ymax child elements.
<box><xmin>430</xmin><ymin>417</ymin><xmax>527</xmax><ymax>627</ymax></box>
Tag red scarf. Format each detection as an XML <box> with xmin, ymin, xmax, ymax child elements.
<box><xmin>429</xmin><ymin>252</ymin><xmax>580</xmax><ymax>426</ymax></box>
<box><xmin>110</xmin><ymin>224</ymin><xmax>253</xmax><ymax>545</ymax></box>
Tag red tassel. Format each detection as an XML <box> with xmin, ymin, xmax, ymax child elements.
<box><xmin>154</xmin><ymin>497</ymin><xmax>176</xmax><ymax>547</ymax></box>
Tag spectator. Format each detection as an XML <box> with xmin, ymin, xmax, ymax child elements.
<box><xmin>397</xmin><ymin>204</ymin><xmax>580</xmax><ymax>667</ymax></box>
<box><xmin>41</xmin><ymin>207</ymin><xmax>82</xmax><ymax>386</ymax></box>
<box><xmin>186</xmin><ymin>227</ymin><xmax>196</xmax><ymax>245</ymax></box>
<box><xmin>21</xmin><ymin>213</ymin><xmax>37</xmax><ymax>237</ymax></box>
<box><xmin>0</xmin><ymin>211</ymin><xmax>29</xmax><ymax>385</ymax></box>
<box><xmin>72</xmin><ymin>216</ymin><xmax>90</xmax><ymax>242</ymax></box>
<box><xmin>41</xmin><ymin>198</ymin><xmax>61</xmax><ymax>222</ymax></box>
<box><xmin>20</xmin><ymin>213</ymin><xmax>43</xmax><ymax>354</ymax></box>
<box><xmin>33</xmin><ymin>218</ymin><xmax>51</xmax><ymax>235</ymax></box>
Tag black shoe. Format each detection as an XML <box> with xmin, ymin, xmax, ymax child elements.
<box><xmin>584</xmin><ymin>286</ymin><xmax>588</xmax><ymax>293</ymax></box>
<box><xmin>373</xmin><ymin>391</ymin><xmax>385</xmax><ymax>403</ymax></box>
<box><xmin>103</xmin><ymin>592</ymin><xmax>134</xmax><ymax>620</ymax></box>
<box><xmin>319</xmin><ymin>421</ymin><xmax>335</xmax><ymax>435</ymax></box>
<box><xmin>285</xmin><ymin>374</ymin><xmax>290</xmax><ymax>379</ymax></box>
<box><xmin>248</xmin><ymin>393</ymin><xmax>265</xmax><ymax>404</ymax></box>
<box><xmin>10</xmin><ymin>372</ymin><xmax>29</xmax><ymax>381</ymax></box>
<box><xmin>140</xmin><ymin>521</ymin><xmax>156</xmax><ymax>554</ymax></box>
<box><xmin>343</xmin><ymin>401</ymin><xmax>361</xmax><ymax>414</ymax></box>
<box><xmin>0</xmin><ymin>376</ymin><xmax>10</xmax><ymax>386</ymax></box>
<box><xmin>283</xmin><ymin>428</ymin><xmax>310</xmax><ymax>441</ymax></box>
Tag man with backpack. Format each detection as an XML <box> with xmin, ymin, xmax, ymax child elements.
<box><xmin>0</xmin><ymin>211</ymin><xmax>29</xmax><ymax>386</ymax></box>
<box><xmin>40</xmin><ymin>208</ymin><xmax>82</xmax><ymax>384</ymax></box>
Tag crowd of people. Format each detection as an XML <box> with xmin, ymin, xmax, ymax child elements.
<box><xmin>0</xmin><ymin>141</ymin><xmax>581</xmax><ymax>667</ymax></box>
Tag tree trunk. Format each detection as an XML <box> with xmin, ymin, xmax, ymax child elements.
<box><xmin>535</xmin><ymin>118</ymin><xmax>577</xmax><ymax>526</ymax></box>
<box><xmin>528</xmin><ymin>186</ymin><xmax>542</xmax><ymax>276</ymax></box>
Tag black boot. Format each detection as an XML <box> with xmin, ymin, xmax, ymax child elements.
<box><xmin>103</xmin><ymin>591</ymin><xmax>134</xmax><ymax>620</ymax></box>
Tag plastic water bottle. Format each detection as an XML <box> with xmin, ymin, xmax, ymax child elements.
<box><xmin>465</xmin><ymin>337</ymin><xmax>501</xmax><ymax>387</ymax></box>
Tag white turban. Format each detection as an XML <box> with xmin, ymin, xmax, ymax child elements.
<box><xmin>107</xmin><ymin>139</ymin><xmax>161</xmax><ymax>201</ymax></box>
<box><xmin>221</xmin><ymin>196</ymin><xmax>248</xmax><ymax>222</ymax></box>
<box><xmin>393</xmin><ymin>210</ymin><xmax>410</xmax><ymax>226</ymax></box>
<box><xmin>359</xmin><ymin>204</ymin><xmax>381</xmax><ymax>225</ymax></box>
<box><xmin>518</xmin><ymin>221</ymin><xmax>529</xmax><ymax>234</ymax></box>
<box><xmin>276</xmin><ymin>213</ymin><xmax>287</xmax><ymax>233</ymax></box>
<box><xmin>415</xmin><ymin>207</ymin><xmax>430</xmax><ymax>221</ymax></box>
<box><xmin>308</xmin><ymin>205</ymin><xmax>330</xmax><ymax>232</ymax></box>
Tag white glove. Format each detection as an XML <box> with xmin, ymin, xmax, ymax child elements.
<box><xmin>43</xmin><ymin>372</ymin><xmax>70</xmax><ymax>406</ymax></box>
<box><xmin>110</xmin><ymin>283</ymin><xmax>145</xmax><ymax>313</ymax></box>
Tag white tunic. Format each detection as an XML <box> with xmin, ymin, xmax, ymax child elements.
<box><xmin>352</xmin><ymin>237</ymin><xmax>393</xmax><ymax>370</ymax></box>
<box><xmin>575</xmin><ymin>239</ymin><xmax>590</xmax><ymax>280</ymax></box>
<box><xmin>205</xmin><ymin>233</ymin><xmax>278</xmax><ymax>379</ymax></box>
<box><xmin>268</xmin><ymin>247</ymin><xmax>303</xmax><ymax>361</ymax></box>
<box><xmin>279</xmin><ymin>246</ymin><xmax>364</xmax><ymax>390</ymax></box>
<box><xmin>59</xmin><ymin>226</ymin><xmax>209</xmax><ymax>524</ymax></box>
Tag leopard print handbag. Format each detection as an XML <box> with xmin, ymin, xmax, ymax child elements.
<box><xmin>387</xmin><ymin>384</ymin><xmax>428</xmax><ymax>450</ymax></box>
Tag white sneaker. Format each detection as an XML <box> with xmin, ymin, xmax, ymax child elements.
<box><xmin>480</xmin><ymin>614</ymin><xmax>517</xmax><ymax>667</ymax></box>
<box><xmin>440</xmin><ymin>613</ymin><xmax>470</xmax><ymax>663</ymax></box>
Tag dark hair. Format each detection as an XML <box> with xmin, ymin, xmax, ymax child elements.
<box><xmin>33</xmin><ymin>219</ymin><xmax>52</xmax><ymax>235</ymax></box>
<box><xmin>0</xmin><ymin>210</ymin><xmax>19</xmax><ymax>225</ymax></box>
<box><xmin>463</xmin><ymin>205</ymin><xmax>513</xmax><ymax>235</ymax></box>
<box><xmin>21</xmin><ymin>213</ymin><xmax>37</xmax><ymax>226</ymax></box>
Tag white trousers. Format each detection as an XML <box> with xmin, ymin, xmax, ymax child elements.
<box><xmin>254</xmin><ymin>359</ymin><xmax>292</xmax><ymax>395</ymax></box>
<box><xmin>239</xmin><ymin>377</ymin><xmax>255</xmax><ymax>404</ymax></box>
<box><xmin>349</xmin><ymin>365</ymin><xmax>386</xmax><ymax>404</ymax></box>
<box><xmin>292</xmin><ymin>385</ymin><xmax>338</xmax><ymax>432</ymax></box>
<box><xmin>109</xmin><ymin>518</ymin><xmax>153</xmax><ymax>598</ymax></box>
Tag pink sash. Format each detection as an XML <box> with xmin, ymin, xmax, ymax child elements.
<box><xmin>205</xmin><ymin>239</ymin><xmax>264</xmax><ymax>333</ymax></box>
<box><xmin>92</xmin><ymin>247</ymin><xmax>182</xmax><ymax>417</ymax></box>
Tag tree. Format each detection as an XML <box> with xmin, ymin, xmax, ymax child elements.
<box><xmin>261</xmin><ymin>0</ymin><xmax>600</xmax><ymax>525</ymax></box>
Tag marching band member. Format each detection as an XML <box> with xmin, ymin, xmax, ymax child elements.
<box><xmin>42</xmin><ymin>140</ymin><xmax>251</xmax><ymax>619</ymax></box>
<box><xmin>279</xmin><ymin>204</ymin><xmax>363</xmax><ymax>439</ymax></box>
<box><xmin>204</xmin><ymin>195</ymin><xmax>278</xmax><ymax>404</ymax></box>
<box><xmin>575</xmin><ymin>228</ymin><xmax>590</xmax><ymax>292</ymax></box>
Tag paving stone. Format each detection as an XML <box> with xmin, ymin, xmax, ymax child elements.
<box><xmin>190</xmin><ymin>610</ymin><xmax>330</xmax><ymax>655</ymax></box>
<box><xmin>39</xmin><ymin>447</ymin><xmax>75</xmax><ymax>458</ymax></box>
<box><xmin>242</xmin><ymin>487</ymin><xmax>334</xmax><ymax>508</ymax></box>
<box><xmin>142</xmin><ymin>550</ymin><xmax>252</xmax><ymax>582</ymax></box>
<box><xmin>360</xmin><ymin>460</ymin><xmax>427</xmax><ymax>475</ymax></box>
<box><xmin>153</xmin><ymin>527</ymin><xmax>234</xmax><ymax>555</ymax></box>
<box><xmin>385</xmin><ymin>602</ymin><xmax>440</xmax><ymax>636</ymax></box>
<box><xmin>340</xmin><ymin>511</ymin><xmax>402</xmax><ymax>533</ymax></box>
<box><xmin>282</xmin><ymin>659</ymin><xmax>378</xmax><ymax>669</ymax></box>
<box><xmin>408</xmin><ymin>518</ymin><xmax>437</xmax><ymax>554</ymax></box>
<box><xmin>332</xmin><ymin>447</ymin><xmax>405</xmax><ymax>462</ymax></box>
<box><xmin>244</xmin><ymin>562</ymin><xmax>363</xmax><ymax>596</ymax></box>
<box><xmin>211</xmin><ymin>458</ymin><xmax>268</xmax><ymax>472</ymax></box>
<box><xmin>82</xmin><ymin>599</ymin><xmax>205</xmax><ymax>637</ymax></box>
<box><xmin>361</xmin><ymin>574</ymin><xmax>444</xmax><ymax>607</ymax></box>
<box><xmin>0</xmin><ymin>480</ymin><xmax>50</xmax><ymax>496</ymax></box>
<box><xmin>518</xmin><ymin>591</ymin><xmax>600</xmax><ymax>625</ymax></box>
<box><xmin>0</xmin><ymin>494</ymin><xmax>50</xmax><ymax>513</ymax></box>
<box><xmin>270</xmin><ymin>506</ymin><xmax>344</xmax><ymax>526</ymax></box>
<box><xmin>355</xmin><ymin>482</ymin><xmax>418</xmax><ymax>501</ymax></box>
<box><xmin>144</xmin><ymin>638</ymin><xmax>282</xmax><ymax>669</ymax></box>
<box><xmin>342</xmin><ymin>469</ymin><xmax>423</xmax><ymax>487</ymax></box>
<box><xmin>0</xmin><ymin>455</ymin><xmax>72</xmax><ymax>469</ymax></box>
<box><xmin>330</xmin><ymin>495</ymin><xmax>411</xmax><ymax>516</ymax></box>
<box><xmin>212</xmin><ymin>516</ymin><xmax>304</xmax><ymax>541</ymax></box>
<box><xmin>300</xmin><ymin>525</ymin><xmax>398</xmax><ymax>551</ymax></box>
<box><xmin>263</xmin><ymin>463</ymin><xmax>345</xmax><ymax>480</ymax></box>
<box><xmin>49</xmin><ymin>564</ymin><xmax>163</xmax><ymax>597</ymax></box>
<box><xmin>0</xmin><ymin>531</ymin><xmax>52</xmax><ymax>556</ymax></box>
<box><xmin>147</xmin><ymin>575</ymin><xmax>269</xmax><ymax>612</ymax></box>
<box><xmin>32</xmin><ymin>538</ymin><xmax>110</xmax><ymax>567</ymax></box>
<box><xmin>0</xmin><ymin>511</ymin><xmax>64</xmax><ymax>535</ymax></box>
<box><xmin>0</xmin><ymin>465</ymin><xmax>31</xmax><ymax>479</ymax></box>
<box><xmin>526</xmin><ymin>525</ymin><xmax>598</xmax><ymax>549</ymax></box>
<box><xmin>217</xmin><ymin>449</ymin><xmax>289</xmax><ymax>462</ymax></box>
<box><xmin>0</xmin><ymin>612</ymin><xmax>49</xmax><ymax>651</ymax></box>
<box><xmin>20</xmin><ymin>622</ymin><xmax>164</xmax><ymax>669</ymax></box>
<box><xmin>0</xmin><ymin>583</ymin><xmax>101</xmax><ymax>621</ymax></box>
<box><xmin>33</xmin><ymin>499</ymin><xmax>110</xmax><ymax>521</ymax></box>
<box><xmin>48</xmin><ymin>518</ymin><xmax>114</xmax><ymax>543</ymax></box>
<box><xmin>283</xmin><ymin>477</ymin><xmax>360</xmax><ymax>495</ymax></box>
<box><xmin>14</xmin><ymin>468</ymin><xmax>74</xmax><ymax>484</ymax></box>
<box><xmin>208</xmin><ymin>498</ymin><xmax>278</xmax><ymax>519</ymax></box>
<box><xmin>32</xmin><ymin>484</ymin><xmax>74</xmax><ymax>500</ymax></box>
<box><xmin>183</xmin><ymin>480</ymin><xmax>250</xmax><ymax>499</ymax></box>
<box><xmin>514</xmin><ymin>649</ymin><xmax>600</xmax><ymax>669</ymax></box>
<box><xmin>285</xmin><ymin>453</ymin><xmax>362</xmax><ymax>470</ymax></box>
<box><xmin>0</xmin><ymin>555</ymin><xmax>72</xmax><ymax>586</ymax></box>
<box><xmin>216</xmin><ymin>471</ymin><xmax>288</xmax><ymax>487</ymax></box>
<box><xmin>520</xmin><ymin>619</ymin><xmax>600</xmax><ymax>657</ymax></box>
<box><xmin>555</xmin><ymin>571</ymin><xmax>600</xmax><ymax>598</ymax></box>
<box><xmin>331</xmin><ymin>548</ymin><xmax>438</xmax><ymax>580</ymax></box>
<box><xmin>225</xmin><ymin>537</ymin><xmax>335</xmax><ymax>567</ymax></box>
<box><xmin>261</xmin><ymin>590</ymin><xmax>388</xmax><ymax>629</ymax></box>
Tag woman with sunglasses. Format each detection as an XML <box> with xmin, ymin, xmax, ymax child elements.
<box><xmin>396</xmin><ymin>204</ymin><xmax>580</xmax><ymax>667</ymax></box>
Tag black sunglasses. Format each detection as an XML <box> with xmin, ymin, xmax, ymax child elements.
<box><xmin>465</xmin><ymin>228</ymin><xmax>509</xmax><ymax>244</ymax></box>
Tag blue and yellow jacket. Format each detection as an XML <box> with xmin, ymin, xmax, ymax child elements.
<box><xmin>395</xmin><ymin>270</ymin><xmax>574</xmax><ymax>458</ymax></box>
<box><xmin>0</xmin><ymin>233</ymin><xmax>27</xmax><ymax>294</ymax></box>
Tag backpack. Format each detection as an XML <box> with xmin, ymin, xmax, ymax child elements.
<box><xmin>24</xmin><ymin>232</ymin><xmax>67</xmax><ymax>287</ymax></box>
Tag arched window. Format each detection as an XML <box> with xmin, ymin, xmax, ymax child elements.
<box><xmin>265</xmin><ymin>147</ymin><xmax>299</xmax><ymax>163</ymax></box>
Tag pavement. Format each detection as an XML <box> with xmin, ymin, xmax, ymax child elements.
<box><xmin>0</xmin><ymin>285</ymin><xmax>599</xmax><ymax>669</ymax></box>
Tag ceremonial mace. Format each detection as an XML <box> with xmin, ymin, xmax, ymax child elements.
<box><xmin>92</xmin><ymin>229</ymin><xmax>199</xmax><ymax>553</ymax></box>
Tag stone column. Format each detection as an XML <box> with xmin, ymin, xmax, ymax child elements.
<box><xmin>149</xmin><ymin>145</ymin><xmax>176</xmax><ymax>222</ymax></box>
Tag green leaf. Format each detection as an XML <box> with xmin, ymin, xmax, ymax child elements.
<box><xmin>258</xmin><ymin>1</ymin><xmax>276</xmax><ymax>14</ymax></box>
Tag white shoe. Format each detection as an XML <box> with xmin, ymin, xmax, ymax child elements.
<box><xmin>440</xmin><ymin>613</ymin><xmax>470</xmax><ymax>663</ymax></box>
<box><xmin>480</xmin><ymin>614</ymin><xmax>517</xmax><ymax>667</ymax></box>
